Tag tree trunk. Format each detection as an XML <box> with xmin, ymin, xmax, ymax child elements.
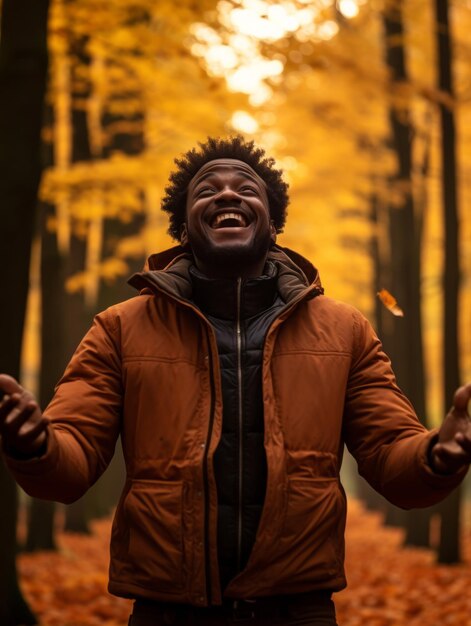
<box><xmin>62</xmin><ymin>36</ymin><xmax>96</xmax><ymax>534</ymax></box>
<box><xmin>25</xmin><ymin>200</ymin><xmax>65</xmax><ymax>551</ymax></box>
<box><xmin>24</xmin><ymin>100</ymin><xmax>63</xmax><ymax>553</ymax></box>
<box><xmin>382</xmin><ymin>0</ymin><xmax>430</xmax><ymax>544</ymax></box>
<box><xmin>358</xmin><ymin>177</ymin><xmax>391</xmax><ymax>514</ymax></box>
<box><xmin>25</xmin><ymin>499</ymin><xmax>56</xmax><ymax>552</ymax></box>
<box><xmin>0</xmin><ymin>0</ymin><xmax>50</xmax><ymax>622</ymax></box>
<box><xmin>434</xmin><ymin>0</ymin><xmax>462</xmax><ymax>565</ymax></box>
<box><xmin>0</xmin><ymin>460</ymin><xmax>36</xmax><ymax>625</ymax></box>
<box><xmin>63</xmin><ymin>228</ymin><xmax>93</xmax><ymax>534</ymax></box>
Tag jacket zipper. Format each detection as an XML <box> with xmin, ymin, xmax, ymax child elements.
<box><xmin>236</xmin><ymin>276</ymin><xmax>243</xmax><ymax>573</ymax></box>
<box><xmin>233</xmin><ymin>277</ymin><xmax>243</xmax><ymax>614</ymax></box>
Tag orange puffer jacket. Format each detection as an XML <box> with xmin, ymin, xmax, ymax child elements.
<box><xmin>6</xmin><ymin>245</ymin><xmax>466</xmax><ymax>606</ymax></box>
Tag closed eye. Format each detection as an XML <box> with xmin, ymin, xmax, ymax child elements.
<box><xmin>239</xmin><ymin>186</ymin><xmax>259</xmax><ymax>195</ymax></box>
<box><xmin>195</xmin><ymin>186</ymin><xmax>216</xmax><ymax>197</ymax></box>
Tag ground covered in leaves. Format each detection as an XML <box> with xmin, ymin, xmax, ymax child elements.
<box><xmin>18</xmin><ymin>499</ymin><xmax>471</xmax><ymax>626</ymax></box>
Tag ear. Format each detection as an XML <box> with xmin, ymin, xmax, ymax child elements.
<box><xmin>270</xmin><ymin>220</ymin><xmax>277</xmax><ymax>244</ymax></box>
<box><xmin>180</xmin><ymin>223</ymin><xmax>189</xmax><ymax>247</ymax></box>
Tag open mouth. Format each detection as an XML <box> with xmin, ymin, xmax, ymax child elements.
<box><xmin>211</xmin><ymin>212</ymin><xmax>248</xmax><ymax>229</ymax></box>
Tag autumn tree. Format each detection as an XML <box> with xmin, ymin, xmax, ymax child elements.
<box><xmin>435</xmin><ymin>0</ymin><xmax>462</xmax><ymax>565</ymax></box>
<box><xmin>0</xmin><ymin>0</ymin><xmax>50</xmax><ymax>622</ymax></box>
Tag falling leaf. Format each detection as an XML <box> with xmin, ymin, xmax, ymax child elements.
<box><xmin>377</xmin><ymin>288</ymin><xmax>404</xmax><ymax>317</ymax></box>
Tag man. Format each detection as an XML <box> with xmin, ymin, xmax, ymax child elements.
<box><xmin>1</xmin><ymin>136</ymin><xmax>470</xmax><ymax>626</ymax></box>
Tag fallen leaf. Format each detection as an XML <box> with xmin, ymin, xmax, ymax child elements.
<box><xmin>17</xmin><ymin>500</ymin><xmax>471</xmax><ymax>626</ymax></box>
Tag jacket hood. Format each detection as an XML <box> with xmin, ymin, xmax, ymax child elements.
<box><xmin>128</xmin><ymin>244</ymin><xmax>323</xmax><ymax>304</ymax></box>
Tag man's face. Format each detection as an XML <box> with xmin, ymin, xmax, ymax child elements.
<box><xmin>182</xmin><ymin>158</ymin><xmax>276</xmax><ymax>278</ymax></box>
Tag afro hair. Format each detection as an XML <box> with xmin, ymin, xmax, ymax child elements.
<box><xmin>161</xmin><ymin>135</ymin><xmax>289</xmax><ymax>241</ymax></box>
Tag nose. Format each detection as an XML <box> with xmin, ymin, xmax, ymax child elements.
<box><xmin>214</xmin><ymin>186</ymin><xmax>242</xmax><ymax>204</ymax></box>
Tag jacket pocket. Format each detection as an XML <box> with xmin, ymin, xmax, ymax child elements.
<box><xmin>275</xmin><ymin>477</ymin><xmax>343</xmax><ymax>583</ymax></box>
<box><xmin>122</xmin><ymin>480</ymin><xmax>185</xmax><ymax>591</ymax></box>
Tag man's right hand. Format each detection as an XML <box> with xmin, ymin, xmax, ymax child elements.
<box><xmin>0</xmin><ymin>374</ymin><xmax>49</xmax><ymax>458</ymax></box>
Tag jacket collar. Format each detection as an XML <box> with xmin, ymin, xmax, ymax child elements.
<box><xmin>189</xmin><ymin>262</ymin><xmax>279</xmax><ymax>321</ymax></box>
<box><xmin>128</xmin><ymin>244</ymin><xmax>324</xmax><ymax>305</ymax></box>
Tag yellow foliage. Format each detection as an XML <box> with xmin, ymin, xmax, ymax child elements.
<box><xmin>66</xmin><ymin>257</ymin><xmax>130</xmax><ymax>294</ymax></box>
<box><xmin>24</xmin><ymin>0</ymin><xmax>471</xmax><ymax>421</ymax></box>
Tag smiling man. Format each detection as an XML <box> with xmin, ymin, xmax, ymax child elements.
<box><xmin>1</xmin><ymin>136</ymin><xmax>471</xmax><ymax>626</ymax></box>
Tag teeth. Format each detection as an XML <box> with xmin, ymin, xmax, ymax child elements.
<box><xmin>212</xmin><ymin>212</ymin><xmax>247</xmax><ymax>228</ymax></box>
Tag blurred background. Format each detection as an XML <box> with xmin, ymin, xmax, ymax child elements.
<box><xmin>0</xmin><ymin>0</ymin><xmax>470</xmax><ymax>624</ymax></box>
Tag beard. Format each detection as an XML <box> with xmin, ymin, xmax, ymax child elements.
<box><xmin>188</xmin><ymin>228</ymin><xmax>273</xmax><ymax>277</ymax></box>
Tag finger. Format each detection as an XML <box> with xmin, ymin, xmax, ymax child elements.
<box><xmin>2</xmin><ymin>414</ymin><xmax>49</xmax><ymax>457</ymax></box>
<box><xmin>17</xmin><ymin>414</ymin><xmax>49</xmax><ymax>443</ymax></box>
<box><xmin>452</xmin><ymin>383</ymin><xmax>471</xmax><ymax>415</ymax></box>
<box><xmin>2</xmin><ymin>396</ymin><xmax>41</xmax><ymax>438</ymax></box>
<box><xmin>1</xmin><ymin>389</ymin><xmax>35</xmax><ymax>417</ymax></box>
<box><xmin>454</xmin><ymin>431</ymin><xmax>471</xmax><ymax>455</ymax></box>
<box><xmin>2</xmin><ymin>401</ymin><xmax>38</xmax><ymax>437</ymax></box>
<box><xmin>1</xmin><ymin>388</ymin><xmax>33</xmax><ymax>410</ymax></box>
<box><xmin>0</xmin><ymin>374</ymin><xmax>23</xmax><ymax>396</ymax></box>
<box><xmin>0</xmin><ymin>393</ymin><xmax>22</xmax><ymax>425</ymax></box>
<box><xmin>434</xmin><ymin>442</ymin><xmax>469</xmax><ymax>467</ymax></box>
<box><xmin>434</xmin><ymin>441</ymin><xmax>464</xmax><ymax>458</ymax></box>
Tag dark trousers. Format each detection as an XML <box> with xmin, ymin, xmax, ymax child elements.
<box><xmin>128</xmin><ymin>591</ymin><xmax>338</xmax><ymax>625</ymax></box>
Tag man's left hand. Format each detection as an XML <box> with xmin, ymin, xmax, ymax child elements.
<box><xmin>430</xmin><ymin>383</ymin><xmax>471</xmax><ymax>474</ymax></box>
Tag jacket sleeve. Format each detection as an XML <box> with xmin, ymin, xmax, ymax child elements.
<box><xmin>343</xmin><ymin>310</ymin><xmax>468</xmax><ymax>509</ymax></box>
<box><xmin>4</xmin><ymin>308</ymin><xmax>123</xmax><ymax>504</ymax></box>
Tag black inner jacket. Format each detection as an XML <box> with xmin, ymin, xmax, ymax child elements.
<box><xmin>190</xmin><ymin>262</ymin><xmax>285</xmax><ymax>592</ymax></box>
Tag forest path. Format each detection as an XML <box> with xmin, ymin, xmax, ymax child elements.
<box><xmin>336</xmin><ymin>500</ymin><xmax>471</xmax><ymax>626</ymax></box>
<box><xmin>18</xmin><ymin>499</ymin><xmax>471</xmax><ymax>626</ymax></box>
